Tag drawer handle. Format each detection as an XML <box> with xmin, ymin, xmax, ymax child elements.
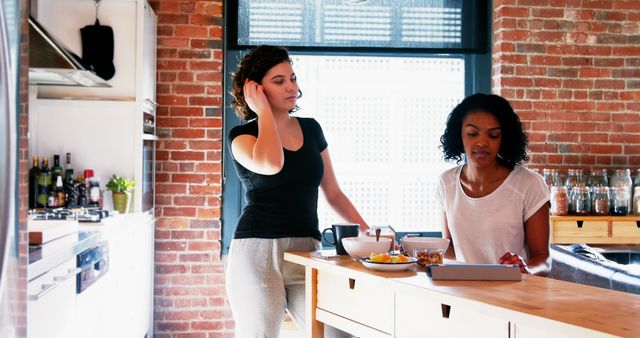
<box><xmin>348</xmin><ymin>278</ymin><xmax>356</xmax><ymax>290</ymax></box>
<box><xmin>28</xmin><ymin>283</ymin><xmax>57</xmax><ymax>301</ymax></box>
<box><xmin>636</xmin><ymin>221</ymin><xmax>640</xmax><ymax>228</ymax></box>
<box><xmin>441</xmin><ymin>304</ymin><xmax>451</xmax><ymax>319</ymax></box>
<box><xmin>54</xmin><ymin>267</ymin><xmax>82</xmax><ymax>282</ymax></box>
<box><xmin>577</xmin><ymin>221</ymin><xmax>583</xmax><ymax>228</ymax></box>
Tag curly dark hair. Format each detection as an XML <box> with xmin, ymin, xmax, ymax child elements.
<box><xmin>439</xmin><ymin>93</ymin><xmax>529</xmax><ymax>169</ymax></box>
<box><xmin>230</xmin><ymin>45</ymin><xmax>300</xmax><ymax>121</ymax></box>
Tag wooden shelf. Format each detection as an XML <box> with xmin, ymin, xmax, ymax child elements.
<box><xmin>550</xmin><ymin>215</ymin><xmax>640</xmax><ymax>244</ymax></box>
<box><xmin>550</xmin><ymin>215</ymin><xmax>640</xmax><ymax>221</ymax></box>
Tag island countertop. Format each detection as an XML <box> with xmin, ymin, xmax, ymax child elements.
<box><xmin>285</xmin><ymin>251</ymin><xmax>639</xmax><ymax>338</ymax></box>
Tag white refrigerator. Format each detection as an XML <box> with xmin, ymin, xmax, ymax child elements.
<box><xmin>0</xmin><ymin>0</ymin><xmax>22</xmax><ymax>337</ymax></box>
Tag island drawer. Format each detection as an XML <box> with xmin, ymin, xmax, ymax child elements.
<box><xmin>611</xmin><ymin>220</ymin><xmax>640</xmax><ymax>238</ymax></box>
<box><xmin>552</xmin><ymin>219</ymin><xmax>609</xmax><ymax>243</ymax></box>
<box><xmin>395</xmin><ymin>286</ymin><xmax>509</xmax><ymax>338</ymax></box>
<box><xmin>316</xmin><ymin>270</ymin><xmax>393</xmax><ymax>334</ymax></box>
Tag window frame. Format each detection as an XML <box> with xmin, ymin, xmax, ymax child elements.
<box><xmin>221</xmin><ymin>0</ymin><xmax>492</xmax><ymax>254</ymax></box>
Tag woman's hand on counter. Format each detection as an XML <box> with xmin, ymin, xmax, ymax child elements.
<box><xmin>499</xmin><ymin>252</ymin><xmax>529</xmax><ymax>274</ymax></box>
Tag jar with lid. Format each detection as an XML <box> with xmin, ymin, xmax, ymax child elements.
<box><xmin>565</xmin><ymin>169</ymin><xmax>585</xmax><ymax>190</ymax></box>
<box><xmin>610</xmin><ymin>169</ymin><xmax>632</xmax><ymax>213</ymax></box>
<box><xmin>542</xmin><ymin>169</ymin><xmax>562</xmax><ymax>190</ymax></box>
<box><xmin>550</xmin><ymin>186</ymin><xmax>569</xmax><ymax>216</ymax></box>
<box><xmin>610</xmin><ymin>186</ymin><xmax>630</xmax><ymax>216</ymax></box>
<box><xmin>565</xmin><ymin>169</ymin><xmax>585</xmax><ymax>213</ymax></box>
<box><xmin>570</xmin><ymin>186</ymin><xmax>591</xmax><ymax>215</ymax></box>
<box><xmin>591</xmin><ymin>186</ymin><xmax>610</xmax><ymax>216</ymax></box>
<box><xmin>588</xmin><ymin>169</ymin><xmax>608</xmax><ymax>191</ymax></box>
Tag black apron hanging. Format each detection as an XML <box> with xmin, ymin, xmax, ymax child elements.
<box><xmin>80</xmin><ymin>1</ymin><xmax>115</xmax><ymax>80</ymax></box>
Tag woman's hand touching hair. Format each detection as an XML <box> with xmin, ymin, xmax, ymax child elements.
<box><xmin>243</xmin><ymin>80</ymin><xmax>272</xmax><ymax>119</ymax></box>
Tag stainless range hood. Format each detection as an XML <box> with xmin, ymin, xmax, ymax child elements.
<box><xmin>29</xmin><ymin>16</ymin><xmax>110</xmax><ymax>87</ymax></box>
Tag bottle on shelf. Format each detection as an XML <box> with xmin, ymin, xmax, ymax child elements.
<box><xmin>28</xmin><ymin>156</ymin><xmax>39</xmax><ymax>209</ymax></box>
<box><xmin>64</xmin><ymin>152</ymin><xmax>74</xmax><ymax>185</ymax></box>
<box><xmin>36</xmin><ymin>158</ymin><xmax>51</xmax><ymax>208</ymax></box>
<box><xmin>82</xmin><ymin>169</ymin><xmax>94</xmax><ymax>207</ymax></box>
<box><xmin>53</xmin><ymin>175</ymin><xmax>66</xmax><ymax>208</ymax></box>
<box><xmin>51</xmin><ymin>154</ymin><xmax>63</xmax><ymax>188</ymax></box>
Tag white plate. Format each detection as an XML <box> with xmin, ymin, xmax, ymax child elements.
<box><xmin>360</xmin><ymin>257</ymin><xmax>417</xmax><ymax>272</ymax></box>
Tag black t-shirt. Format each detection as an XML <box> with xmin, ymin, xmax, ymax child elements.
<box><xmin>228</xmin><ymin>117</ymin><xmax>327</xmax><ymax>241</ymax></box>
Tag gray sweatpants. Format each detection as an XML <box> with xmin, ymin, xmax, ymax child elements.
<box><xmin>225</xmin><ymin>237</ymin><xmax>353</xmax><ymax>338</ymax></box>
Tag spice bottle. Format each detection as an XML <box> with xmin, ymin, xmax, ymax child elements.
<box><xmin>550</xmin><ymin>186</ymin><xmax>569</xmax><ymax>216</ymax></box>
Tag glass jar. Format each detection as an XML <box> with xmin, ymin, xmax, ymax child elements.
<box><xmin>565</xmin><ymin>169</ymin><xmax>585</xmax><ymax>213</ymax></box>
<box><xmin>588</xmin><ymin>169</ymin><xmax>608</xmax><ymax>191</ymax></box>
<box><xmin>542</xmin><ymin>169</ymin><xmax>562</xmax><ymax>190</ymax></box>
<box><xmin>610</xmin><ymin>169</ymin><xmax>632</xmax><ymax>213</ymax></box>
<box><xmin>634</xmin><ymin>186</ymin><xmax>640</xmax><ymax>216</ymax></box>
<box><xmin>570</xmin><ymin>186</ymin><xmax>591</xmax><ymax>215</ymax></box>
<box><xmin>634</xmin><ymin>169</ymin><xmax>640</xmax><ymax>216</ymax></box>
<box><xmin>610</xmin><ymin>186</ymin><xmax>630</xmax><ymax>216</ymax></box>
<box><xmin>550</xmin><ymin>186</ymin><xmax>569</xmax><ymax>216</ymax></box>
<box><xmin>591</xmin><ymin>186</ymin><xmax>610</xmax><ymax>216</ymax></box>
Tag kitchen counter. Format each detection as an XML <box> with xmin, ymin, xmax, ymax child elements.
<box><xmin>285</xmin><ymin>251</ymin><xmax>640</xmax><ymax>338</ymax></box>
<box><xmin>27</xmin><ymin>211</ymin><xmax>153</xmax><ymax>280</ymax></box>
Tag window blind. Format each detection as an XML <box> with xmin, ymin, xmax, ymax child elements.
<box><xmin>233</xmin><ymin>0</ymin><xmax>487</xmax><ymax>51</ymax></box>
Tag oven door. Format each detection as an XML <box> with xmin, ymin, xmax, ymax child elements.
<box><xmin>141</xmin><ymin>136</ymin><xmax>156</xmax><ymax>212</ymax></box>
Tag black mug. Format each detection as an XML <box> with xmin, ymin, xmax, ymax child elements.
<box><xmin>321</xmin><ymin>223</ymin><xmax>359</xmax><ymax>255</ymax></box>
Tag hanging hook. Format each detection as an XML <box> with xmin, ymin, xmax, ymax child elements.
<box><xmin>94</xmin><ymin>0</ymin><xmax>102</xmax><ymax>23</ymax></box>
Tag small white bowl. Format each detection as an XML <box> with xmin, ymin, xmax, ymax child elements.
<box><xmin>401</xmin><ymin>237</ymin><xmax>450</xmax><ymax>257</ymax></box>
<box><xmin>341</xmin><ymin>237</ymin><xmax>392</xmax><ymax>259</ymax></box>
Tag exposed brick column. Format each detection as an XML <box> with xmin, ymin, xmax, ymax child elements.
<box><xmin>149</xmin><ymin>1</ymin><xmax>232</xmax><ymax>336</ymax></box>
<box><xmin>493</xmin><ymin>1</ymin><xmax>640</xmax><ymax>170</ymax></box>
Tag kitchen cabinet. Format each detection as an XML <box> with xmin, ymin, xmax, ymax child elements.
<box><xmin>34</xmin><ymin>0</ymin><xmax>156</xmax><ymax>102</ymax></box>
<box><xmin>285</xmin><ymin>252</ymin><xmax>640</xmax><ymax>338</ymax></box>
<box><xmin>29</xmin><ymin>0</ymin><xmax>156</xmax><ymax>212</ymax></box>
<box><xmin>27</xmin><ymin>258</ymin><xmax>78</xmax><ymax>338</ymax></box>
<box><xmin>79</xmin><ymin>213</ymin><xmax>154</xmax><ymax>338</ymax></box>
<box><xmin>395</xmin><ymin>285</ymin><xmax>509</xmax><ymax>338</ymax></box>
<box><xmin>551</xmin><ymin>216</ymin><xmax>640</xmax><ymax>244</ymax></box>
<box><xmin>317</xmin><ymin>270</ymin><xmax>394</xmax><ymax>335</ymax></box>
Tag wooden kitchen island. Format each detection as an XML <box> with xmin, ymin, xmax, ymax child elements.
<box><xmin>284</xmin><ymin>251</ymin><xmax>640</xmax><ymax>338</ymax></box>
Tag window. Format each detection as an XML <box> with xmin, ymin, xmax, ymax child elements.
<box><xmin>291</xmin><ymin>54</ymin><xmax>463</xmax><ymax>232</ymax></box>
<box><xmin>222</xmin><ymin>0</ymin><xmax>490</xmax><ymax>253</ymax></box>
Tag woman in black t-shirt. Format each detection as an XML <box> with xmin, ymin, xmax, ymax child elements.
<box><xmin>225</xmin><ymin>45</ymin><xmax>369</xmax><ymax>338</ymax></box>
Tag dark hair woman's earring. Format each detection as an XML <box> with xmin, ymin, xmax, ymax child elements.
<box><xmin>297</xmin><ymin>89</ymin><xmax>303</xmax><ymax>99</ymax></box>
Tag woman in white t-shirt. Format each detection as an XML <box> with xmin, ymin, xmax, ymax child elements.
<box><xmin>437</xmin><ymin>93</ymin><xmax>550</xmax><ymax>275</ymax></box>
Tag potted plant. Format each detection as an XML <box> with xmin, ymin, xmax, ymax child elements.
<box><xmin>106</xmin><ymin>175</ymin><xmax>135</xmax><ymax>213</ymax></box>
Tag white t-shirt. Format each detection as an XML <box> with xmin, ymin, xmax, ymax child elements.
<box><xmin>436</xmin><ymin>164</ymin><xmax>549</xmax><ymax>264</ymax></box>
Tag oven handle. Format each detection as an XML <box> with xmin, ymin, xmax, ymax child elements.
<box><xmin>28</xmin><ymin>283</ymin><xmax>57</xmax><ymax>301</ymax></box>
<box><xmin>53</xmin><ymin>267</ymin><xmax>82</xmax><ymax>282</ymax></box>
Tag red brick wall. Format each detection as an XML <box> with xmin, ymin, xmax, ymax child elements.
<box><xmin>148</xmin><ymin>0</ymin><xmax>232</xmax><ymax>336</ymax></box>
<box><xmin>493</xmin><ymin>0</ymin><xmax>640</xmax><ymax>170</ymax></box>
